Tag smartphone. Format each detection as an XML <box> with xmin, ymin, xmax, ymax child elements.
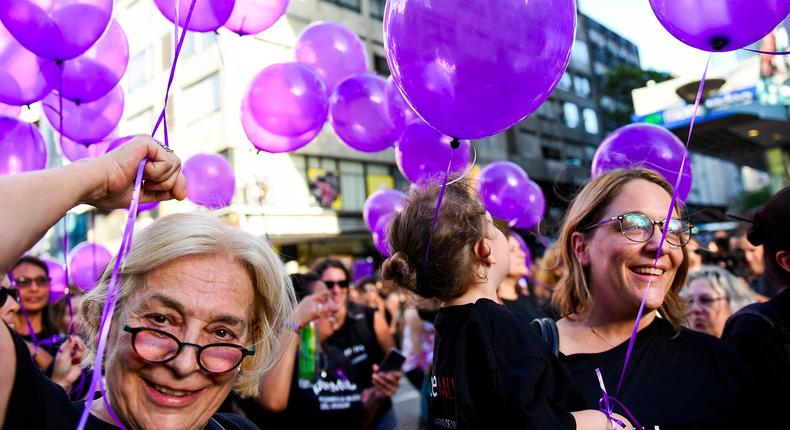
<box><xmin>379</xmin><ymin>348</ymin><xmax>406</xmax><ymax>372</ymax></box>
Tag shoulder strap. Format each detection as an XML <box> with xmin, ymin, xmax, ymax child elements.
<box><xmin>531</xmin><ymin>317</ymin><xmax>559</xmax><ymax>357</ymax></box>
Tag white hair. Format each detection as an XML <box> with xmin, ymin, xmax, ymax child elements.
<box><xmin>687</xmin><ymin>265</ymin><xmax>756</xmax><ymax>314</ymax></box>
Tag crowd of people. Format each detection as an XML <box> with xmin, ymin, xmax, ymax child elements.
<box><xmin>0</xmin><ymin>135</ymin><xmax>788</xmax><ymax>430</ymax></box>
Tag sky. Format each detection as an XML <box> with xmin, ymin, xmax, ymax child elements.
<box><xmin>576</xmin><ymin>0</ymin><xmax>734</xmax><ymax>77</ymax></box>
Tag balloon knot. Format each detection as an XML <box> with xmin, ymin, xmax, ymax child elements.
<box><xmin>450</xmin><ymin>138</ymin><xmax>460</xmax><ymax>149</ymax></box>
<box><xmin>55</xmin><ymin>59</ymin><xmax>63</xmax><ymax>66</ymax></box>
<box><xmin>710</xmin><ymin>37</ymin><xmax>729</xmax><ymax>51</ymax></box>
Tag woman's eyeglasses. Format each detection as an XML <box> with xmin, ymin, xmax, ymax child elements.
<box><xmin>588</xmin><ymin>212</ymin><xmax>692</xmax><ymax>247</ymax></box>
<box><xmin>123</xmin><ymin>325</ymin><xmax>255</xmax><ymax>374</ymax></box>
<box><xmin>0</xmin><ymin>287</ymin><xmax>20</xmax><ymax>307</ymax></box>
<box><xmin>14</xmin><ymin>276</ymin><xmax>51</xmax><ymax>288</ymax></box>
<box><xmin>684</xmin><ymin>295</ymin><xmax>727</xmax><ymax>307</ymax></box>
<box><xmin>324</xmin><ymin>280</ymin><xmax>350</xmax><ymax>289</ymax></box>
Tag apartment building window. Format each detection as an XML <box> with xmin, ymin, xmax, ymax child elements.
<box><xmin>370</xmin><ymin>0</ymin><xmax>386</xmax><ymax>19</ymax></box>
<box><xmin>558</xmin><ymin>72</ymin><xmax>572</xmax><ymax>92</ymax></box>
<box><xmin>181</xmin><ymin>73</ymin><xmax>220</xmax><ymax>124</ymax></box>
<box><xmin>339</xmin><ymin>161</ymin><xmax>365</xmax><ymax>211</ymax></box>
<box><xmin>570</xmin><ymin>40</ymin><xmax>590</xmax><ymax>70</ymax></box>
<box><xmin>184</xmin><ymin>31</ymin><xmax>217</xmax><ymax>58</ymax></box>
<box><xmin>573</xmin><ymin>75</ymin><xmax>591</xmax><ymax>98</ymax></box>
<box><xmin>127</xmin><ymin>47</ymin><xmax>153</xmax><ymax>91</ymax></box>
<box><xmin>321</xmin><ymin>0</ymin><xmax>361</xmax><ymax>12</ymax></box>
<box><xmin>562</xmin><ymin>102</ymin><xmax>580</xmax><ymax>129</ymax></box>
<box><xmin>373</xmin><ymin>54</ymin><xmax>390</xmax><ymax>76</ymax></box>
<box><xmin>541</xmin><ymin>145</ymin><xmax>563</xmax><ymax>161</ymax></box>
<box><xmin>123</xmin><ymin>108</ymin><xmax>155</xmax><ymax>136</ymax></box>
<box><xmin>582</xmin><ymin>108</ymin><xmax>599</xmax><ymax>135</ymax></box>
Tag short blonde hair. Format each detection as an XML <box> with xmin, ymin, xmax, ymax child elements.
<box><xmin>81</xmin><ymin>213</ymin><xmax>295</xmax><ymax>397</ymax></box>
<box><xmin>552</xmin><ymin>169</ymin><xmax>689</xmax><ymax>328</ymax></box>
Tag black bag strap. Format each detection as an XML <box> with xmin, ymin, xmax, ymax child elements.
<box><xmin>531</xmin><ymin>317</ymin><xmax>560</xmax><ymax>357</ymax></box>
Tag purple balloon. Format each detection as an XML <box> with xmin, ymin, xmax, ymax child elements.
<box><xmin>512</xmin><ymin>180</ymin><xmax>545</xmax><ymax>230</ymax></box>
<box><xmin>329</xmin><ymin>74</ymin><xmax>406</xmax><ymax>153</ymax></box>
<box><xmin>0</xmin><ymin>21</ymin><xmax>58</xmax><ymax>105</ymax></box>
<box><xmin>0</xmin><ymin>103</ymin><xmax>21</xmax><ymax>117</ymax></box>
<box><xmin>650</xmin><ymin>0</ymin><xmax>790</xmax><ymax>52</ymax></box>
<box><xmin>59</xmin><ymin>137</ymin><xmax>112</xmax><ymax>162</ymax></box>
<box><xmin>182</xmin><ymin>153</ymin><xmax>235</xmax><ymax>209</ymax></box>
<box><xmin>384</xmin><ymin>0</ymin><xmax>575</xmax><ymax>139</ymax></box>
<box><xmin>372</xmin><ymin>212</ymin><xmax>394</xmax><ymax>257</ymax></box>
<box><xmin>43</xmin><ymin>85</ymin><xmax>124</xmax><ymax>143</ymax></box>
<box><xmin>53</xmin><ymin>19</ymin><xmax>129</xmax><ymax>104</ymax></box>
<box><xmin>387</xmin><ymin>77</ymin><xmax>418</xmax><ymax>125</ymax></box>
<box><xmin>224</xmin><ymin>0</ymin><xmax>287</xmax><ymax>35</ymax></box>
<box><xmin>241</xmin><ymin>90</ymin><xmax>321</xmax><ymax>153</ymax></box>
<box><xmin>42</xmin><ymin>258</ymin><xmax>68</xmax><ymax>303</ymax></box>
<box><xmin>396</xmin><ymin>120</ymin><xmax>471</xmax><ymax>183</ymax></box>
<box><xmin>68</xmin><ymin>242</ymin><xmax>112</xmax><ymax>292</ymax></box>
<box><xmin>154</xmin><ymin>0</ymin><xmax>236</xmax><ymax>32</ymax></box>
<box><xmin>295</xmin><ymin>22</ymin><xmax>369</xmax><ymax>91</ymax></box>
<box><xmin>592</xmin><ymin>123</ymin><xmax>693</xmax><ymax>203</ymax></box>
<box><xmin>510</xmin><ymin>233</ymin><xmax>532</xmax><ymax>270</ymax></box>
<box><xmin>0</xmin><ymin>116</ymin><xmax>47</xmax><ymax>176</ymax></box>
<box><xmin>246</xmin><ymin>62</ymin><xmax>328</xmax><ymax>138</ymax></box>
<box><xmin>363</xmin><ymin>189</ymin><xmax>407</xmax><ymax>231</ymax></box>
<box><xmin>0</xmin><ymin>0</ymin><xmax>113</xmax><ymax>61</ymax></box>
<box><xmin>477</xmin><ymin>161</ymin><xmax>532</xmax><ymax>223</ymax></box>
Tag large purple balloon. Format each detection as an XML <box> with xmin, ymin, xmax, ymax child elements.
<box><xmin>0</xmin><ymin>21</ymin><xmax>58</xmax><ymax>106</ymax></box>
<box><xmin>43</xmin><ymin>85</ymin><xmax>124</xmax><ymax>143</ymax></box>
<box><xmin>42</xmin><ymin>258</ymin><xmax>68</xmax><ymax>303</ymax></box>
<box><xmin>295</xmin><ymin>22</ymin><xmax>369</xmax><ymax>92</ymax></box>
<box><xmin>592</xmin><ymin>123</ymin><xmax>693</xmax><ymax>203</ymax></box>
<box><xmin>650</xmin><ymin>0</ymin><xmax>790</xmax><ymax>52</ymax></box>
<box><xmin>0</xmin><ymin>103</ymin><xmax>21</xmax><ymax>117</ymax></box>
<box><xmin>247</xmin><ymin>62</ymin><xmax>328</xmax><ymax>138</ymax></box>
<box><xmin>182</xmin><ymin>153</ymin><xmax>236</xmax><ymax>209</ymax></box>
<box><xmin>154</xmin><ymin>0</ymin><xmax>236</xmax><ymax>32</ymax></box>
<box><xmin>68</xmin><ymin>242</ymin><xmax>112</xmax><ymax>292</ymax></box>
<box><xmin>384</xmin><ymin>0</ymin><xmax>575</xmax><ymax>139</ymax></box>
<box><xmin>512</xmin><ymin>180</ymin><xmax>545</xmax><ymax>230</ymax></box>
<box><xmin>59</xmin><ymin>137</ymin><xmax>112</xmax><ymax>162</ymax></box>
<box><xmin>363</xmin><ymin>189</ymin><xmax>407</xmax><ymax>231</ymax></box>
<box><xmin>477</xmin><ymin>161</ymin><xmax>532</xmax><ymax>222</ymax></box>
<box><xmin>224</xmin><ymin>0</ymin><xmax>287</xmax><ymax>35</ymax></box>
<box><xmin>241</xmin><ymin>90</ymin><xmax>321</xmax><ymax>153</ymax></box>
<box><xmin>329</xmin><ymin>74</ymin><xmax>406</xmax><ymax>153</ymax></box>
<box><xmin>53</xmin><ymin>19</ymin><xmax>129</xmax><ymax>104</ymax></box>
<box><xmin>396</xmin><ymin>120</ymin><xmax>471</xmax><ymax>183</ymax></box>
<box><xmin>0</xmin><ymin>116</ymin><xmax>47</xmax><ymax>176</ymax></box>
<box><xmin>0</xmin><ymin>0</ymin><xmax>113</xmax><ymax>61</ymax></box>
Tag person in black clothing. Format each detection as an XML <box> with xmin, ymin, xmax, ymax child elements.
<box><xmin>1</xmin><ymin>136</ymin><xmax>293</xmax><ymax>430</ymax></box>
<box><xmin>313</xmin><ymin>259</ymin><xmax>401</xmax><ymax>429</ymax></box>
<box><xmin>381</xmin><ymin>180</ymin><xmax>630</xmax><ymax>430</ymax></box>
<box><xmin>722</xmin><ymin>185</ymin><xmax>790</xmax><ymax>427</ymax></box>
<box><xmin>552</xmin><ymin>168</ymin><xmax>753</xmax><ymax>429</ymax></box>
<box><xmin>498</xmin><ymin>231</ymin><xmax>548</xmax><ymax>322</ymax></box>
<box><xmin>247</xmin><ymin>273</ymin><xmax>397</xmax><ymax>429</ymax></box>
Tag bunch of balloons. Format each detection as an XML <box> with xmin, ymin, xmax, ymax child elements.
<box><xmin>363</xmin><ymin>189</ymin><xmax>407</xmax><ymax>257</ymax></box>
<box><xmin>476</xmin><ymin>161</ymin><xmax>545</xmax><ymax>228</ymax></box>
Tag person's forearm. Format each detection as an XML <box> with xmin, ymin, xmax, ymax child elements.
<box><xmin>0</xmin><ymin>161</ymin><xmax>104</xmax><ymax>272</ymax></box>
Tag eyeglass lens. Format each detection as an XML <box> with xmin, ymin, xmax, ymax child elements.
<box><xmin>133</xmin><ymin>328</ymin><xmax>245</xmax><ymax>373</ymax></box>
<box><xmin>14</xmin><ymin>276</ymin><xmax>51</xmax><ymax>288</ymax></box>
<box><xmin>620</xmin><ymin>213</ymin><xmax>690</xmax><ymax>246</ymax></box>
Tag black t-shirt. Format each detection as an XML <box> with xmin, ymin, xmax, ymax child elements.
<box><xmin>3</xmin><ymin>326</ymin><xmax>258</xmax><ymax>430</ymax></box>
<box><xmin>326</xmin><ymin>302</ymin><xmax>385</xmax><ymax>391</ymax></box>
<box><xmin>560</xmin><ymin>318</ymin><xmax>754</xmax><ymax>429</ymax></box>
<box><xmin>429</xmin><ymin>298</ymin><xmax>581</xmax><ymax>430</ymax></box>
<box><xmin>236</xmin><ymin>343</ymin><xmax>366</xmax><ymax>429</ymax></box>
<box><xmin>722</xmin><ymin>287</ymin><xmax>790</xmax><ymax>427</ymax></box>
<box><xmin>502</xmin><ymin>294</ymin><xmax>548</xmax><ymax>322</ymax></box>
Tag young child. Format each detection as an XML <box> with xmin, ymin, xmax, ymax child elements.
<box><xmin>381</xmin><ymin>181</ymin><xmax>630</xmax><ymax>430</ymax></box>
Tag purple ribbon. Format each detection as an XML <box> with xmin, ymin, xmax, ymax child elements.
<box><xmin>423</xmin><ymin>140</ymin><xmax>458</xmax><ymax>273</ymax></box>
<box><xmin>744</xmin><ymin>48</ymin><xmax>790</xmax><ymax>55</ymax></box>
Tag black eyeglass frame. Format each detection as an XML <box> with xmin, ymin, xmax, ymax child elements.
<box><xmin>586</xmin><ymin>212</ymin><xmax>693</xmax><ymax>247</ymax></box>
<box><xmin>122</xmin><ymin>325</ymin><xmax>255</xmax><ymax>374</ymax></box>
<box><xmin>0</xmin><ymin>286</ymin><xmax>20</xmax><ymax>307</ymax></box>
<box><xmin>324</xmin><ymin>280</ymin><xmax>350</xmax><ymax>289</ymax></box>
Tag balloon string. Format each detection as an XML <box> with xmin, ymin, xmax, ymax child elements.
<box><xmin>6</xmin><ymin>269</ymin><xmax>39</xmax><ymax>358</ymax></box>
<box><xmin>215</xmin><ymin>31</ymin><xmax>226</xmax><ymax>69</ymax></box>
<box><xmin>57</xmin><ymin>62</ymin><xmax>75</xmax><ymax>337</ymax></box>
<box><xmin>422</xmin><ymin>139</ymin><xmax>459</xmax><ymax>273</ymax></box>
<box><xmin>743</xmin><ymin>48</ymin><xmax>790</xmax><ymax>55</ymax></box>
<box><xmin>613</xmin><ymin>54</ymin><xmax>711</xmax><ymax>399</ymax></box>
<box><xmin>445</xmin><ymin>142</ymin><xmax>476</xmax><ymax>186</ymax></box>
<box><xmin>151</xmin><ymin>0</ymin><xmax>198</xmax><ymax>143</ymax></box>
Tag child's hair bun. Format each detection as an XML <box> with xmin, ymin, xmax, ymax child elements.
<box><xmin>381</xmin><ymin>251</ymin><xmax>418</xmax><ymax>293</ymax></box>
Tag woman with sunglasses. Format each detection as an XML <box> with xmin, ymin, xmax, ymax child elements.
<box><xmin>9</xmin><ymin>255</ymin><xmax>60</xmax><ymax>371</ymax></box>
<box><xmin>552</xmin><ymin>168</ymin><xmax>753</xmax><ymax>428</ymax></box>
<box><xmin>1</xmin><ymin>136</ymin><xmax>296</xmax><ymax>430</ymax></box>
<box><xmin>683</xmin><ymin>265</ymin><xmax>756</xmax><ymax>338</ymax></box>
<box><xmin>313</xmin><ymin>259</ymin><xmax>401</xmax><ymax>429</ymax></box>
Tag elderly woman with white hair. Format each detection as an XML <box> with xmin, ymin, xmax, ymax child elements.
<box><xmin>0</xmin><ymin>136</ymin><xmax>295</xmax><ymax>430</ymax></box>
<box><xmin>683</xmin><ymin>265</ymin><xmax>757</xmax><ymax>338</ymax></box>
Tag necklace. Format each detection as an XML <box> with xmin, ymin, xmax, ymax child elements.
<box><xmin>590</xmin><ymin>326</ymin><xmax>617</xmax><ymax>348</ymax></box>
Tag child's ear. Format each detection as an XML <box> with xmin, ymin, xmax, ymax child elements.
<box><xmin>571</xmin><ymin>231</ymin><xmax>590</xmax><ymax>267</ymax></box>
<box><xmin>475</xmin><ymin>238</ymin><xmax>495</xmax><ymax>266</ymax></box>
